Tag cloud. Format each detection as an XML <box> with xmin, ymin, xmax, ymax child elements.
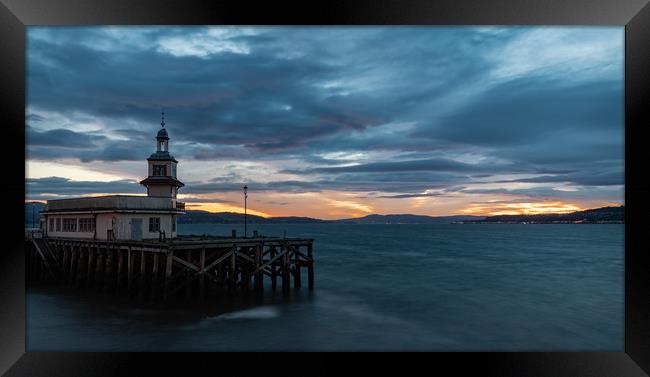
<box><xmin>25</xmin><ymin>26</ymin><xmax>624</xmax><ymax>212</ymax></box>
<box><xmin>26</xmin><ymin>176</ymin><xmax>142</xmax><ymax>198</ymax></box>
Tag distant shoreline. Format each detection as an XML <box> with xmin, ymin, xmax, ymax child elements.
<box><xmin>25</xmin><ymin>203</ymin><xmax>624</xmax><ymax>226</ymax></box>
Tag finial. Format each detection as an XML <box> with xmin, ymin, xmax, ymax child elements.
<box><xmin>161</xmin><ymin>110</ymin><xmax>165</xmax><ymax>128</ymax></box>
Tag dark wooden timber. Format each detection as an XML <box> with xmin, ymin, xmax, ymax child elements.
<box><xmin>25</xmin><ymin>235</ymin><xmax>315</xmax><ymax>304</ymax></box>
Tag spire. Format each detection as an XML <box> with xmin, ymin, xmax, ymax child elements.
<box><xmin>161</xmin><ymin>110</ymin><xmax>166</xmax><ymax>128</ymax></box>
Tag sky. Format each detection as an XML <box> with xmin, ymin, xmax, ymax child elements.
<box><xmin>25</xmin><ymin>26</ymin><xmax>624</xmax><ymax>219</ymax></box>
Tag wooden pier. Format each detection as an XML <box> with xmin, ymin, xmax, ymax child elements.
<box><xmin>25</xmin><ymin>234</ymin><xmax>314</xmax><ymax>302</ymax></box>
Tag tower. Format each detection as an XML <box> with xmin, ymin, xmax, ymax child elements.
<box><xmin>140</xmin><ymin>112</ymin><xmax>185</xmax><ymax>199</ymax></box>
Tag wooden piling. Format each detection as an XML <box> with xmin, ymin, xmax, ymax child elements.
<box><xmin>104</xmin><ymin>245</ymin><xmax>114</xmax><ymax>294</ymax></box>
<box><xmin>139</xmin><ymin>250</ymin><xmax>147</xmax><ymax>301</ymax></box>
<box><xmin>270</xmin><ymin>246</ymin><xmax>277</xmax><ymax>291</ymax></box>
<box><xmin>151</xmin><ymin>252</ymin><xmax>160</xmax><ymax>301</ymax></box>
<box><xmin>229</xmin><ymin>247</ymin><xmax>236</xmax><ymax>292</ymax></box>
<box><xmin>127</xmin><ymin>246</ymin><xmax>134</xmax><ymax>294</ymax></box>
<box><xmin>75</xmin><ymin>244</ymin><xmax>86</xmax><ymax>287</ymax></box>
<box><xmin>294</xmin><ymin>246</ymin><xmax>301</xmax><ymax>288</ymax></box>
<box><xmin>27</xmin><ymin>236</ymin><xmax>314</xmax><ymax>302</ymax></box>
<box><xmin>95</xmin><ymin>246</ymin><xmax>105</xmax><ymax>292</ymax></box>
<box><xmin>282</xmin><ymin>246</ymin><xmax>290</xmax><ymax>292</ymax></box>
<box><xmin>254</xmin><ymin>245</ymin><xmax>262</xmax><ymax>291</ymax></box>
<box><xmin>307</xmin><ymin>243</ymin><xmax>314</xmax><ymax>290</ymax></box>
<box><xmin>68</xmin><ymin>245</ymin><xmax>78</xmax><ymax>286</ymax></box>
<box><xmin>163</xmin><ymin>247</ymin><xmax>174</xmax><ymax>302</ymax></box>
<box><xmin>87</xmin><ymin>245</ymin><xmax>95</xmax><ymax>289</ymax></box>
<box><xmin>185</xmin><ymin>250</ymin><xmax>192</xmax><ymax>300</ymax></box>
<box><xmin>116</xmin><ymin>248</ymin><xmax>124</xmax><ymax>293</ymax></box>
<box><xmin>199</xmin><ymin>246</ymin><xmax>205</xmax><ymax>301</ymax></box>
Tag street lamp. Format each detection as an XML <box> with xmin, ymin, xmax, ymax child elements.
<box><xmin>243</xmin><ymin>185</ymin><xmax>248</xmax><ymax>238</ymax></box>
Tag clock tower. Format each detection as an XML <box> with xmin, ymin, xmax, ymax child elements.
<box><xmin>140</xmin><ymin>112</ymin><xmax>185</xmax><ymax>201</ymax></box>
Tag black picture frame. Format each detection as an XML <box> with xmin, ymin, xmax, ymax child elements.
<box><xmin>1</xmin><ymin>0</ymin><xmax>649</xmax><ymax>375</ymax></box>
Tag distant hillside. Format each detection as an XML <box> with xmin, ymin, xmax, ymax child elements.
<box><xmin>178</xmin><ymin>211</ymin><xmax>325</xmax><ymax>224</ymax></box>
<box><xmin>335</xmin><ymin>214</ymin><xmax>485</xmax><ymax>224</ymax></box>
<box><xmin>27</xmin><ymin>203</ymin><xmax>621</xmax><ymax>226</ymax></box>
<box><xmin>179</xmin><ymin>211</ymin><xmax>483</xmax><ymax>224</ymax></box>
<box><xmin>25</xmin><ymin>201</ymin><xmax>46</xmax><ymax>227</ymax></box>
<box><xmin>461</xmin><ymin>206</ymin><xmax>624</xmax><ymax>224</ymax></box>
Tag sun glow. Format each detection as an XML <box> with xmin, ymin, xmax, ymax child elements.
<box><xmin>185</xmin><ymin>202</ymin><xmax>272</xmax><ymax>218</ymax></box>
<box><xmin>460</xmin><ymin>201</ymin><xmax>583</xmax><ymax>216</ymax></box>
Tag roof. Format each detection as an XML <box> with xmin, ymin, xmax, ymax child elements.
<box><xmin>44</xmin><ymin>195</ymin><xmax>182</xmax><ymax>212</ymax></box>
<box><xmin>147</xmin><ymin>151</ymin><xmax>178</xmax><ymax>162</ymax></box>
<box><xmin>42</xmin><ymin>208</ymin><xmax>185</xmax><ymax>215</ymax></box>
<box><xmin>157</xmin><ymin>127</ymin><xmax>169</xmax><ymax>139</ymax></box>
<box><xmin>140</xmin><ymin>176</ymin><xmax>185</xmax><ymax>187</ymax></box>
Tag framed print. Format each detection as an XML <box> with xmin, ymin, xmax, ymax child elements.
<box><xmin>1</xmin><ymin>0</ymin><xmax>649</xmax><ymax>375</ymax></box>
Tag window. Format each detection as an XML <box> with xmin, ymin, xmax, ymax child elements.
<box><xmin>49</xmin><ymin>218</ymin><xmax>54</xmax><ymax>232</ymax></box>
<box><xmin>79</xmin><ymin>218</ymin><xmax>95</xmax><ymax>233</ymax></box>
<box><xmin>172</xmin><ymin>216</ymin><xmax>176</xmax><ymax>232</ymax></box>
<box><xmin>153</xmin><ymin>164</ymin><xmax>166</xmax><ymax>176</ymax></box>
<box><xmin>62</xmin><ymin>218</ymin><xmax>77</xmax><ymax>232</ymax></box>
<box><xmin>149</xmin><ymin>217</ymin><xmax>160</xmax><ymax>232</ymax></box>
<box><xmin>56</xmin><ymin>218</ymin><xmax>61</xmax><ymax>232</ymax></box>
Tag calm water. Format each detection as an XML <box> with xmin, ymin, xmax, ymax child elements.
<box><xmin>27</xmin><ymin>223</ymin><xmax>624</xmax><ymax>351</ymax></box>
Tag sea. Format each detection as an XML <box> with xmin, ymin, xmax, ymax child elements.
<box><xmin>26</xmin><ymin>223</ymin><xmax>624</xmax><ymax>351</ymax></box>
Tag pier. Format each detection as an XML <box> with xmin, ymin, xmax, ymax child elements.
<box><xmin>25</xmin><ymin>233</ymin><xmax>314</xmax><ymax>302</ymax></box>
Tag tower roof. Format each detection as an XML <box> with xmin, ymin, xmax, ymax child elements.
<box><xmin>147</xmin><ymin>151</ymin><xmax>178</xmax><ymax>162</ymax></box>
<box><xmin>157</xmin><ymin>127</ymin><xmax>169</xmax><ymax>139</ymax></box>
<box><xmin>157</xmin><ymin>111</ymin><xmax>169</xmax><ymax>139</ymax></box>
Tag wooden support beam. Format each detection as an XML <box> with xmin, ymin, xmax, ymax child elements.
<box><xmin>68</xmin><ymin>245</ymin><xmax>78</xmax><ymax>286</ymax></box>
<box><xmin>87</xmin><ymin>245</ymin><xmax>95</xmax><ymax>289</ymax></box>
<box><xmin>308</xmin><ymin>243</ymin><xmax>314</xmax><ymax>290</ymax></box>
<box><xmin>151</xmin><ymin>252</ymin><xmax>159</xmax><ymax>301</ymax></box>
<box><xmin>104</xmin><ymin>245</ymin><xmax>114</xmax><ymax>295</ymax></box>
<box><xmin>282</xmin><ymin>246</ymin><xmax>290</xmax><ymax>292</ymax></box>
<box><xmin>270</xmin><ymin>246</ymin><xmax>277</xmax><ymax>291</ymax></box>
<box><xmin>185</xmin><ymin>250</ymin><xmax>192</xmax><ymax>300</ymax></box>
<box><xmin>95</xmin><ymin>246</ymin><xmax>104</xmax><ymax>292</ymax></box>
<box><xmin>254</xmin><ymin>245</ymin><xmax>263</xmax><ymax>291</ymax></box>
<box><xmin>199</xmin><ymin>246</ymin><xmax>205</xmax><ymax>301</ymax></box>
<box><xmin>163</xmin><ymin>247</ymin><xmax>174</xmax><ymax>302</ymax></box>
<box><xmin>294</xmin><ymin>245</ymin><xmax>301</xmax><ymax>288</ymax></box>
<box><xmin>61</xmin><ymin>245</ymin><xmax>70</xmax><ymax>282</ymax></box>
<box><xmin>127</xmin><ymin>247</ymin><xmax>134</xmax><ymax>294</ymax></box>
<box><xmin>229</xmin><ymin>247</ymin><xmax>236</xmax><ymax>292</ymax></box>
<box><xmin>75</xmin><ymin>245</ymin><xmax>85</xmax><ymax>287</ymax></box>
<box><xmin>139</xmin><ymin>250</ymin><xmax>147</xmax><ymax>301</ymax></box>
<box><xmin>116</xmin><ymin>248</ymin><xmax>124</xmax><ymax>294</ymax></box>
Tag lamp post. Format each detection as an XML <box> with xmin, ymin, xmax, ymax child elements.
<box><xmin>243</xmin><ymin>185</ymin><xmax>248</xmax><ymax>238</ymax></box>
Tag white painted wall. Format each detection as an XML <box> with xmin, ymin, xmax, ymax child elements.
<box><xmin>43</xmin><ymin>212</ymin><xmax>177</xmax><ymax>240</ymax></box>
<box><xmin>114</xmin><ymin>213</ymin><xmax>176</xmax><ymax>240</ymax></box>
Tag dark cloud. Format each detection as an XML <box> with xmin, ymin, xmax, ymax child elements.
<box><xmin>294</xmin><ymin>158</ymin><xmax>516</xmax><ymax>174</ymax></box>
<box><xmin>26</xmin><ymin>176</ymin><xmax>141</xmax><ymax>197</ymax></box>
<box><xmin>28</xmin><ymin>127</ymin><xmax>106</xmax><ymax>149</ymax></box>
<box><xmin>26</xmin><ymin>27</ymin><xmax>624</xmax><ymax>204</ymax></box>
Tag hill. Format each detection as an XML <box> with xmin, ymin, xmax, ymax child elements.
<box><xmin>178</xmin><ymin>211</ymin><xmax>325</xmax><ymax>224</ymax></box>
<box><xmin>179</xmin><ymin>211</ymin><xmax>483</xmax><ymax>224</ymax></box>
<box><xmin>25</xmin><ymin>201</ymin><xmax>46</xmax><ymax>227</ymax></box>
<box><xmin>461</xmin><ymin>205</ymin><xmax>624</xmax><ymax>224</ymax></box>
<box><xmin>334</xmin><ymin>214</ymin><xmax>485</xmax><ymax>224</ymax></box>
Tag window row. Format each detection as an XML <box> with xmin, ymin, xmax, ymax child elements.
<box><xmin>48</xmin><ymin>217</ymin><xmax>95</xmax><ymax>233</ymax></box>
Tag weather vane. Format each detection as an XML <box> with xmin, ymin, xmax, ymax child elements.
<box><xmin>161</xmin><ymin>109</ymin><xmax>165</xmax><ymax>128</ymax></box>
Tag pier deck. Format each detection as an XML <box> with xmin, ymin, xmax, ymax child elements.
<box><xmin>25</xmin><ymin>234</ymin><xmax>314</xmax><ymax>302</ymax></box>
